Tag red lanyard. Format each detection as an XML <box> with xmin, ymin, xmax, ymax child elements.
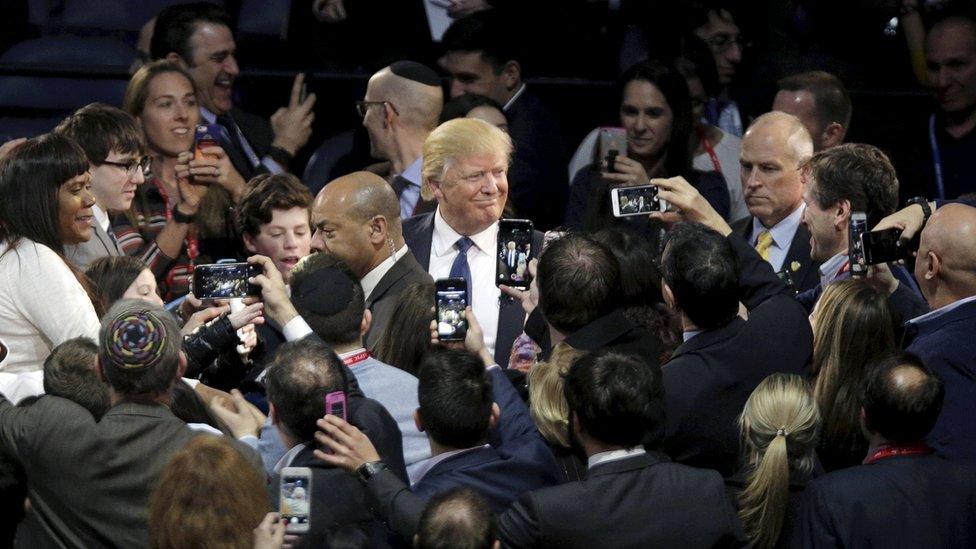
<box><xmin>342</xmin><ymin>350</ymin><xmax>370</xmax><ymax>366</ymax></box>
<box><xmin>863</xmin><ymin>442</ymin><xmax>932</xmax><ymax>465</ymax></box>
<box><xmin>152</xmin><ymin>177</ymin><xmax>199</xmax><ymax>268</ymax></box>
<box><xmin>696</xmin><ymin>125</ymin><xmax>723</xmax><ymax>173</ymax></box>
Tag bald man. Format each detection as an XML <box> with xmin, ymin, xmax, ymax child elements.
<box><xmin>311</xmin><ymin>171</ymin><xmax>432</xmax><ymax>348</ymax></box>
<box><xmin>360</xmin><ymin>60</ymin><xmax>443</xmax><ymax>219</ymax></box>
<box><xmin>904</xmin><ymin>203</ymin><xmax>976</xmax><ymax>460</ymax></box>
<box><xmin>731</xmin><ymin>111</ymin><xmax>820</xmax><ymax>292</ymax></box>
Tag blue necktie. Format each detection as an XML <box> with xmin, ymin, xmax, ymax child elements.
<box><xmin>449</xmin><ymin>237</ymin><xmax>474</xmax><ymax>290</ymax></box>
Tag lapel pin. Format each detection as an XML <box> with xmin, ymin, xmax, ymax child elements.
<box><xmin>791</xmin><ymin>261</ymin><xmax>801</xmax><ymax>272</ymax></box>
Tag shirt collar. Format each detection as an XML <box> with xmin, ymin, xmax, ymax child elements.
<box><xmin>502</xmin><ymin>83</ymin><xmax>527</xmax><ymax>112</ymax></box>
<box><xmin>273</xmin><ymin>442</ymin><xmax>307</xmax><ymax>474</ymax></box>
<box><xmin>360</xmin><ymin>244</ymin><xmax>411</xmax><ymax>301</ymax></box>
<box><xmin>199</xmin><ymin>106</ymin><xmax>217</xmax><ymax>124</ymax></box>
<box><xmin>752</xmin><ymin>203</ymin><xmax>805</xmax><ymax>248</ymax></box>
<box><xmin>908</xmin><ymin>294</ymin><xmax>976</xmax><ymax>325</ymax></box>
<box><xmin>587</xmin><ymin>446</ymin><xmax>646</xmax><ymax>470</ymax></box>
<box><xmin>431</xmin><ymin>208</ymin><xmax>498</xmax><ymax>259</ymax></box>
<box><xmin>410</xmin><ymin>444</ymin><xmax>490</xmax><ymax>485</ymax></box>
<box><xmin>92</xmin><ymin>204</ymin><xmax>110</xmax><ymax>233</ymax></box>
<box><xmin>682</xmin><ymin>330</ymin><xmax>702</xmax><ymax>342</ymax></box>
<box><xmin>818</xmin><ymin>251</ymin><xmax>849</xmax><ymax>285</ymax></box>
<box><xmin>337</xmin><ymin>347</ymin><xmax>368</xmax><ymax>360</ymax></box>
<box><xmin>400</xmin><ymin>157</ymin><xmax>423</xmax><ymax>187</ymax></box>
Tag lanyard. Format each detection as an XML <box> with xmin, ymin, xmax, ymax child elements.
<box><xmin>342</xmin><ymin>350</ymin><xmax>370</xmax><ymax>366</ymax></box>
<box><xmin>152</xmin><ymin>177</ymin><xmax>199</xmax><ymax>269</ymax></box>
<box><xmin>863</xmin><ymin>442</ymin><xmax>932</xmax><ymax>465</ymax></box>
<box><xmin>696</xmin><ymin>125</ymin><xmax>723</xmax><ymax>173</ymax></box>
<box><xmin>928</xmin><ymin>114</ymin><xmax>946</xmax><ymax>199</ymax></box>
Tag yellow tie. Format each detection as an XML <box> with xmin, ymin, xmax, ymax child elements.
<box><xmin>755</xmin><ymin>230</ymin><xmax>774</xmax><ymax>262</ymax></box>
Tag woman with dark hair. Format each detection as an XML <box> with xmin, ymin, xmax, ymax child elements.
<box><xmin>564</xmin><ymin>60</ymin><xmax>730</xmax><ymax>243</ymax></box>
<box><xmin>439</xmin><ymin>93</ymin><xmax>509</xmax><ymax>133</ymax></box>
<box><xmin>0</xmin><ymin>134</ymin><xmax>101</xmax><ymax>372</ymax></box>
<box><xmin>372</xmin><ymin>281</ymin><xmax>435</xmax><ymax>376</ymax></box>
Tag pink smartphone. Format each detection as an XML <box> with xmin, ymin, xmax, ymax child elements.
<box><xmin>325</xmin><ymin>391</ymin><xmax>347</xmax><ymax>421</ymax></box>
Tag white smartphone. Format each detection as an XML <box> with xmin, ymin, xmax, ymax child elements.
<box><xmin>610</xmin><ymin>185</ymin><xmax>667</xmax><ymax>217</ymax></box>
<box><xmin>280</xmin><ymin>466</ymin><xmax>312</xmax><ymax>534</ymax></box>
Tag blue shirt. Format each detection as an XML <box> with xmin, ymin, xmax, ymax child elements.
<box><xmin>398</xmin><ymin>157</ymin><xmax>423</xmax><ymax>219</ymax></box>
<box><xmin>750</xmin><ymin>204</ymin><xmax>805</xmax><ymax>273</ymax></box>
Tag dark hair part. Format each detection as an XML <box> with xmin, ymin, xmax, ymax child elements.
<box><xmin>43</xmin><ymin>337</ymin><xmax>110</xmax><ymax>419</ymax></box>
<box><xmin>265</xmin><ymin>338</ymin><xmax>345</xmax><ymax>442</ymax></box>
<box><xmin>661</xmin><ymin>222</ymin><xmax>740</xmax><ymax>330</ymax></box>
<box><xmin>150</xmin><ymin>2</ymin><xmax>234</xmax><ymax>63</ymax></box>
<box><xmin>537</xmin><ymin>233</ymin><xmax>621</xmax><ymax>333</ymax></box>
<box><xmin>289</xmin><ymin>253</ymin><xmax>365</xmax><ymax>347</ymax></box>
<box><xmin>802</xmin><ymin>143</ymin><xmax>899</xmax><ymax>228</ymax></box>
<box><xmin>861</xmin><ymin>352</ymin><xmax>945</xmax><ymax>443</ymax></box>
<box><xmin>85</xmin><ymin>255</ymin><xmax>146</xmax><ymax>311</ymax></box>
<box><xmin>439</xmin><ymin>93</ymin><xmax>507</xmax><ymax>125</ymax></box>
<box><xmin>124</xmin><ymin>60</ymin><xmax>198</xmax><ymax>117</ymax></box>
<box><xmin>53</xmin><ymin>103</ymin><xmax>145</xmax><ymax>165</ymax></box>
<box><xmin>417</xmin><ymin>349</ymin><xmax>493</xmax><ymax>449</ymax></box>
<box><xmin>372</xmin><ymin>281</ymin><xmax>435</xmax><ymax>376</ymax></box>
<box><xmin>237</xmin><ymin>173</ymin><xmax>312</xmax><ymax>237</ymax></box>
<box><xmin>0</xmin><ymin>133</ymin><xmax>89</xmax><ymax>256</ymax></box>
<box><xmin>778</xmin><ymin>71</ymin><xmax>852</xmax><ymax>137</ymax></box>
<box><xmin>564</xmin><ymin>349</ymin><xmax>665</xmax><ymax>447</ymax></box>
<box><xmin>617</xmin><ymin>60</ymin><xmax>694</xmax><ymax>175</ymax></box>
<box><xmin>416</xmin><ymin>487</ymin><xmax>498</xmax><ymax>549</ymax></box>
<box><xmin>441</xmin><ymin>10</ymin><xmax>522</xmax><ymax>73</ymax></box>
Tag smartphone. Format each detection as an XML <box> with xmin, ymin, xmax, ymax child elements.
<box><xmin>279</xmin><ymin>467</ymin><xmax>312</xmax><ymax>534</ymax></box>
<box><xmin>848</xmin><ymin>211</ymin><xmax>868</xmax><ymax>277</ymax></box>
<box><xmin>193</xmin><ymin>124</ymin><xmax>220</xmax><ymax>160</ymax></box>
<box><xmin>597</xmin><ymin>127</ymin><xmax>627</xmax><ymax>172</ymax></box>
<box><xmin>496</xmin><ymin>219</ymin><xmax>534</xmax><ymax>290</ymax></box>
<box><xmin>862</xmin><ymin>228</ymin><xmax>905</xmax><ymax>265</ymax></box>
<box><xmin>610</xmin><ymin>185</ymin><xmax>666</xmax><ymax>217</ymax></box>
<box><xmin>325</xmin><ymin>390</ymin><xmax>347</xmax><ymax>420</ymax></box>
<box><xmin>191</xmin><ymin>262</ymin><xmax>262</xmax><ymax>300</ymax></box>
<box><xmin>435</xmin><ymin>278</ymin><xmax>468</xmax><ymax>342</ymax></box>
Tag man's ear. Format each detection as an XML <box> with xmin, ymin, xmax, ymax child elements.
<box><xmin>361</xmin><ymin>309</ymin><xmax>372</xmax><ymax>339</ymax></box>
<box><xmin>822</xmin><ymin>122</ymin><xmax>845</xmax><ymax>149</ymax></box>
<box><xmin>834</xmin><ymin>199</ymin><xmax>851</xmax><ymax>231</ymax></box>
<box><xmin>500</xmin><ymin>60</ymin><xmax>521</xmax><ymax>91</ymax></box>
<box><xmin>269</xmin><ymin>402</ymin><xmax>279</xmax><ymax>426</ymax></box>
<box><xmin>383</xmin><ymin>102</ymin><xmax>397</xmax><ymax>128</ymax></box>
<box><xmin>488</xmin><ymin>402</ymin><xmax>500</xmax><ymax>429</ymax></box>
<box><xmin>242</xmin><ymin>232</ymin><xmax>258</xmax><ymax>254</ymax></box>
<box><xmin>176</xmin><ymin>351</ymin><xmax>187</xmax><ymax>380</ymax></box>
<box><xmin>427</xmin><ymin>177</ymin><xmax>445</xmax><ymax>202</ymax></box>
<box><xmin>95</xmin><ymin>357</ymin><xmax>107</xmax><ymax>383</ymax></box>
<box><xmin>165</xmin><ymin>52</ymin><xmax>187</xmax><ymax>69</ymax></box>
<box><xmin>368</xmin><ymin>215</ymin><xmax>388</xmax><ymax>245</ymax></box>
<box><xmin>924</xmin><ymin>250</ymin><xmax>942</xmax><ymax>281</ymax></box>
<box><xmin>414</xmin><ymin>409</ymin><xmax>425</xmax><ymax>433</ymax></box>
<box><xmin>662</xmin><ymin>281</ymin><xmax>677</xmax><ymax>310</ymax></box>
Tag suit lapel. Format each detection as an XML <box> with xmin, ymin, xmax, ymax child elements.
<box><xmin>367</xmin><ymin>253</ymin><xmax>423</xmax><ymax>308</ymax></box>
<box><xmin>92</xmin><ymin>222</ymin><xmax>117</xmax><ymax>256</ymax></box>
<box><xmin>409</xmin><ymin>215</ymin><xmax>435</xmax><ymax>270</ymax></box>
<box><xmin>783</xmin><ymin>223</ymin><xmax>818</xmax><ymax>290</ymax></box>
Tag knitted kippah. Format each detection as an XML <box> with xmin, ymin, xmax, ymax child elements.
<box><xmin>389</xmin><ymin>60</ymin><xmax>441</xmax><ymax>87</ymax></box>
<box><xmin>100</xmin><ymin>308</ymin><xmax>169</xmax><ymax>372</ymax></box>
<box><xmin>292</xmin><ymin>266</ymin><xmax>355</xmax><ymax>317</ymax></box>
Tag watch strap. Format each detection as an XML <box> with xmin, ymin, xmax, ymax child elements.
<box><xmin>172</xmin><ymin>205</ymin><xmax>196</xmax><ymax>224</ymax></box>
<box><xmin>356</xmin><ymin>460</ymin><xmax>387</xmax><ymax>485</ymax></box>
<box><xmin>907</xmin><ymin>196</ymin><xmax>932</xmax><ymax>224</ymax></box>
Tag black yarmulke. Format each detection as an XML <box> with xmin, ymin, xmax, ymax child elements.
<box><xmin>291</xmin><ymin>266</ymin><xmax>355</xmax><ymax>317</ymax></box>
<box><xmin>389</xmin><ymin>60</ymin><xmax>441</xmax><ymax>87</ymax></box>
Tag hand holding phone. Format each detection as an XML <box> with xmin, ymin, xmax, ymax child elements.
<box><xmin>598</xmin><ymin>127</ymin><xmax>627</xmax><ymax>173</ymax></box>
<box><xmin>610</xmin><ymin>185</ymin><xmax>666</xmax><ymax>217</ymax></box>
<box><xmin>192</xmin><ymin>262</ymin><xmax>263</xmax><ymax>300</ymax></box>
<box><xmin>435</xmin><ymin>278</ymin><xmax>468</xmax><ymax>342</ymax></box>
<box><xmin>193</xmin><ymin>124</ymin><xmax>220</xmax><ymax>160</ymax></box>
<box><xmin>279</xmin><ymin>467</ymin><xmax>312</xmax><ymax>534</ymax></box>
<box><xmin>848</xmin><ymin>212</ymin><xmax>868</xmax><ymax>277</ymax></box>
<box><xmin>496</xmin><ymin>219</ymin><xmax>534</xmax><ymax>290</ymax></box>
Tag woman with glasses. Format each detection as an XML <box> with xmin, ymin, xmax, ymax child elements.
<box><xmin>115</xmin><ymin>60</ymin><xmax>247</xmax><ymax>301</ymax></box>
<box><xmin>0</xmin><ymin>134</ymin><xmax>101</xmax><ymax>378</ymax></box>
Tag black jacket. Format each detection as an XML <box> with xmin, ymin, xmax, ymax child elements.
<box><xmin>731</xmin><ymin>215</ymin><xmax>821</xmax><ymax>294</ymax></box>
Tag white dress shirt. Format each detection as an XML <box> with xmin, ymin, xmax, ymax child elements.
<box><xmin>818</xmin><ymin>251</ymin><xmax>849</xmax><ymax>288</ymax></box>
<box><xmin>750</xmin><ymin>203</ymin><xmax>805</xmax><ymax>273</ymax></box>
<box><xmin>586</xmin><ymin>446</ymin><xmax>646</xmax><ymax>470</ymax></box>
<box><xmin>429</xmin><ymin>208</ymin><xmax>500</xmax><ymax>356</ymax></box>
<box><xmin>92</xmin><ymin>204</ymin><xmax>111</xmax><ymax>234</ymax></box>
<box><xmin>360</xmin><ymin>244</ymin><xmax>411</xmax><ymax>302</ymax></box>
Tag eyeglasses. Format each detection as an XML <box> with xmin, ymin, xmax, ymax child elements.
<box><xmin>101</xmin><ymin>156</ymin><xmax>152</xmax><ymax>178</ymax></box>
<box><xmin>705</xmin><ymin>33</ymin><xmax>748</xmax><ymax>53</ymax></box>
<box><xmin>355</xmin><ymin>100</ymin><xmax>399</xmax><ymax>118</ymax></box>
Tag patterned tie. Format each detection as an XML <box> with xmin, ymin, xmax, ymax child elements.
<box><xmin>449</xmin><ymin>237</ymin><xmax>474</xmax><ymax>290</ymax></box>
<box><xmin>755</xmin><ymin>230</ymin><xmax>774</xmax><ymax>262</ymax></box>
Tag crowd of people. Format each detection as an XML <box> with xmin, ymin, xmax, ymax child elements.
<box><xmin>2</xmin><ymin>1</ymin><xmax>976</xmax><ymax>548</ymax></box>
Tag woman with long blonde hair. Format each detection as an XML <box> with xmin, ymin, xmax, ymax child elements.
<box><xmin>730</xmin><ymin>373</ymin><xmax>820</xmax><ymax>549</ymax></box>
<box><xmin>528</xmin><ymin>343</ymin><xmax>588</xmax><ymax>481</ymax></box>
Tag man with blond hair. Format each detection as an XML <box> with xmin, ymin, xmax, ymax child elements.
<box><xmin>404</xmin><ymin>118</ymin><xmax>541</xmax><ymax>367</ymax></box>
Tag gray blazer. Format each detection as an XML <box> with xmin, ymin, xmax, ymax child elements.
<box><xmin>64</xmin><ymin>219</ymin><xmax>122</xmax><ymax>271</ymax></box>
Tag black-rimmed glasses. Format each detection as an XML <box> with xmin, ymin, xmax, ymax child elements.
<box><xmin>355</xmin><ymin>100</ymin><xmax>399</xmax><ymax>118</ymax></box>
<box><xmin>101</xmin><ymin>156</ymin><xmax>152</xmax><ymax>178</ymax></box>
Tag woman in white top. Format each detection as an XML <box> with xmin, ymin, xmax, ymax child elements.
<box><xmin>0</xmin><ymin>134</ymin><xmax>101</xmax><ymax>373</ymax></box>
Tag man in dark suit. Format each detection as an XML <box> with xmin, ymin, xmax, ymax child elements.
<box><xmin>497</xmin><ymin>349</ymin><xmax>745</xmax><ymax>547</ymax></box>
<box><xmin>734</xmin><ymin>111</ymin><xmax>820</xmax><ymax>293</ymax></box>
<box><xmin>265</xmin><ymin>338</ymin><xmax>406</xmax><ymax>548</ymax></box>
<box><xmin>652</xmin><ymin>175</ymin><xmax>813</xmax><ymax>476</ymax></box>
<box><xmin>439</xmin><ymin>10</ymin><xmax>568</xmax><ymax>230</ymax></box>
<box><xmin>403</xmin><ymin>118</ymin><xmax>540</xmax><ymax>367</ymax></box>
<box><xmin>311</xmin><ymin>171</ymin><xmax>432</xmax><ymax>349</ymax></box>
<box><xmin>0</xmin><ymin>300</ymin><xmax>260</xmax><ymax>547</ymax></box>
<box><xmin>151</xmin><ymin>3</ymin><xmax>316</xmax><ymax>180</ymax></box>
<box><xmin>791</xmin><ymin>352</ymin><xmax>976</xmax><ymax>548</ymax></box>
<box><xmin>312</xmin><ymin>348</ymin><xmax>561</xmax><ymax>545</ymax></box>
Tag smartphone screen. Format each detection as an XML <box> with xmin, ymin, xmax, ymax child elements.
<box><xmin>862</xmin><ymin>228</ymin><xmax>904</xmax><ymax>265</ymax></box>
<box><xmin>191</xmin><ymin>263</ymin><xmax>261</xmax><ymax>300</ymax></box>
<box><xmin>497</xmin><ymin>219</ymin><xmax>533</xmax><ymax>290</ymax></box>
<box><xmin>279</xmin><ymin>468</ymin><xmax>311</xmax><ymax>533</ymax></box>
<box><xmin>848</xmin><ymin>212</ymin><xmax>868</xmax><ymax>276</ymax></box>
<box><xmin>435</xmin><ymin>278</ymin><xmax>468</xmax><ymax>342</ymax></box>
<box><xmin>325</xmin><ymin>391</ymin><xmax>347</xmax><ymax>421</ymax></box>
<box><xmin>611</xmin><ymin>185</ymin><xmax>662</xmax><ymax>217</ymax></box>
<box><xmin>194</xmin><ymin>124</ymin><xmax>220</xmax><ymax>159</ymax></box>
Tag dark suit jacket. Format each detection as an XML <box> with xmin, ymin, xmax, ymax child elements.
<box><xmin>361</xmin><ymin>368</ymin><xmax>561</xmax><ymax>543</ymax></box>
<box><xmin>0</xmin><ymin>397</ymin><xmax>207</xmax><ymax>548</ymax></box>
<box><xmin>402</xmin><ymin>213</ymin><xmax>544</xmax><ymax>367</ymax></box>
<box><xmin>732</xmin><ymin>215</ymin><xmax>821</xmax><ymax>294</ymax></box>
<box><xmin>498</xmin><ymin>451</ymin><xmax>746</xmax><ymax>548</ymax></box>
<box><xmin>907</xmin><ymin>299</ymin><xmax>976</xmax><ymax>461</ymax></box>
<box><xmin>364</xmin><ymin>250</ymin><xmax>433</xmax><ymax>350</ymax></box>
<box><xmin>225</xmin><ymin>106</ymin><xmax>275</xmax><ymax>181</ymax></box>
<box><xmin>505</xmin><ymin>88</ymin><xmax>569</xmax><ymax>231</ymax></box>
<box><xmin>662</xmin><ymin>233</ymin><xmax>813</xmax><ymax>476</ymax></box>
<box><xmin>791</xmin><ymin>454</ymin><xmax>976</xmax><ymax>548</ymax></box>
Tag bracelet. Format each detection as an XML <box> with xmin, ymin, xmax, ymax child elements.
<box><xmin>906</xmin><ymin>196</ymin><xmax>932</xmax><ymax>226</ymax></box>
<box><xmin>268</xmin><ymin>145</ymin><xmax>294</xmax><ymax>167</ymax></box>
<box><xmin>172</xmin><ymin>205</ymin><xmax>196</xmax><ymax>224</ymax></box>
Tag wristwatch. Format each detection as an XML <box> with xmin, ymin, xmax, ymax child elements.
<box><xmin>906</xmin><ymin>196</ymin><xmax>932</xmax><ymax>226</ymax></box>
<box><xmin>268</xmin><ymin>145</ymin><xmax>294</xmax><ymax>167</ymax></box>
<box><xmin>356</xmin><ymin>460</ymin><xmax>387</xmax><ymax>485</ymax></box>
<box><xmin>172</xmin><ymin>205</ymin><xmax>196</xmax><ymax>224</ymax></box>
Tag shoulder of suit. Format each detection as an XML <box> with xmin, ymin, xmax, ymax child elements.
<box><xmin>403</xmin><ymin>212</ymin><xmax>434</xmax><ymax>233</ymax></box>
<box><xmin>730</xmin><ymin>215</ymin><xmax>753</xmax><ymax>235</ymax></box>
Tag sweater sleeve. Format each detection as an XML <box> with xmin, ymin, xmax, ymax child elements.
<box><xmin>16</xmin><ymin>243</ymin><xmax>99</xmax><ymax>345</ymax></box>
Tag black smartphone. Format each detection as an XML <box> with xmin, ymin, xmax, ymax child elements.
<box><xmin>435</xmin><ymin>278</ymin><xmax>468</xmax><ymax>342</ymax></box>
<box><xmin>848</xmin><ymin>212</ymin><xmax>868</xmax><ymax>277</ymax></box>
<box><xmin>191</xmin><ymin>262</ymin><xmax>262</xmax><ymax>299</ymax></box>
<box><xmin>862</xmin><ymin>228</ymin><xmax>905</xmax><ymax>265</ymax></box>
<box><xmin>497</xmin><ymin>219</ymin><xmax>534</xmax><ymax>290</ymax></box>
